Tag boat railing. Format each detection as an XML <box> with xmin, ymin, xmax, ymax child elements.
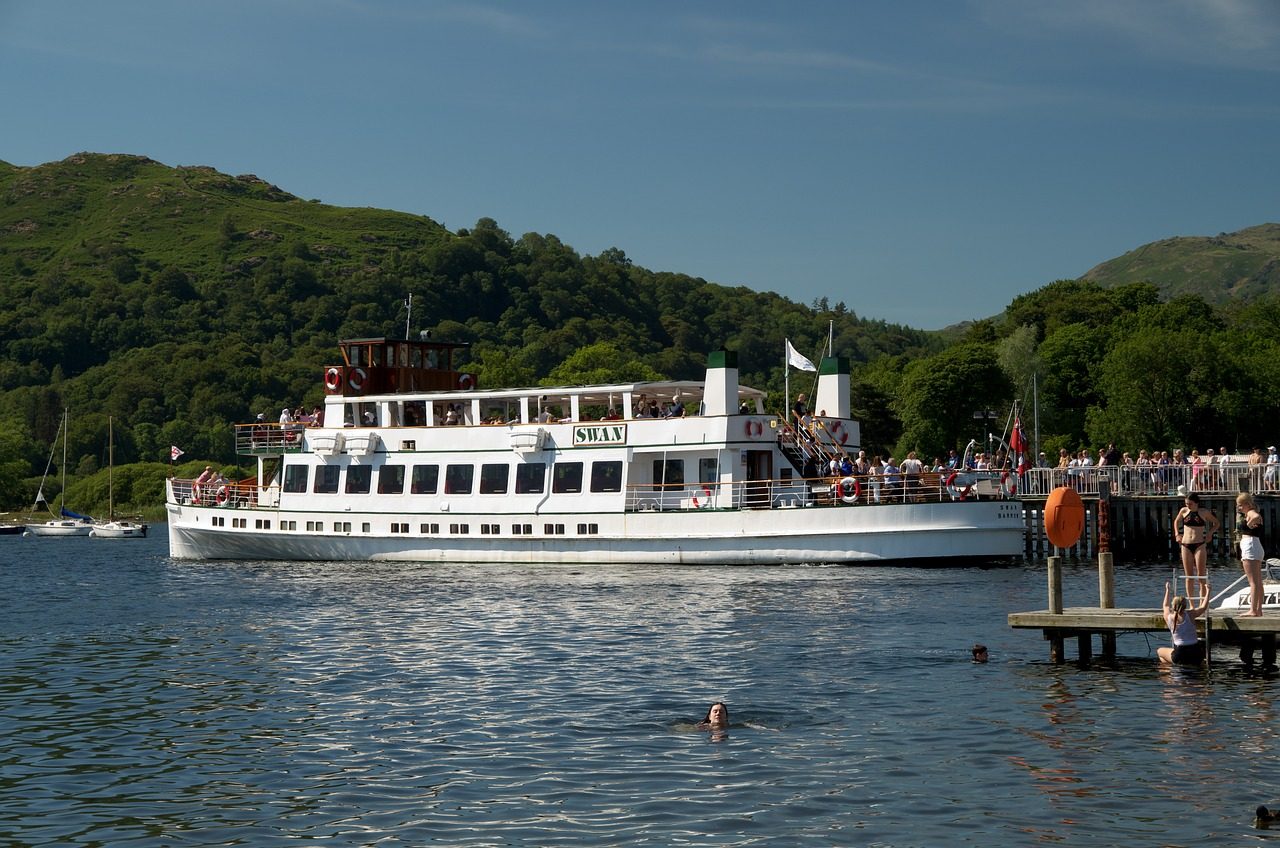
<box><xmin>169</xmin><ymin>478</ymin><xmax>259</xmax><ymax>508</ymax></box>
<box><xmin>234</xmin><ymin>423</ymin><xmax>308</xmax><ymax>455</ymax></box>
<box><xmin>624</xmin><ymin>470</ymin><xmax>1012</xmax><ymax>512</ymax></box>
<box><xmin>1017</xmin><ymin>462</ymin><xmax>1273</xmax><ymax>498</ymax></box>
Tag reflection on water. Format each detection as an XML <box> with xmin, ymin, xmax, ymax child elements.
<box><xmin>1</xmin><ymin>537</ymin><xmax>1278</xmax><ymax>845</ymax></box>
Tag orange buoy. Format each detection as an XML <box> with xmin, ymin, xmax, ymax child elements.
<box><xmin>1044</xmin><ymin>486</ymin><xmax>1085</xmax><ymax>548</ymax></box>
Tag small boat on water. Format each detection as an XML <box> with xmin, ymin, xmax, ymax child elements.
<box><xmin>0</xmin><ymin>516</ymin><xmax>27</xmax><ymax>536</ymax></box>
<box><xmin>91</xmin><ymin>417</ymin><xmax>148</xmax><ymax>539</ymax></box>
<box><xmin>1215</xmin><ymin>559</ymin><xmax>1280</xmax><ymax>613</ymax></box>
<box><xmin>26</xmin><ymin>409</ymin><xmax>94</xmax><ymax>537</ymax></box>
<box><xmin>167</xmin><ymin>336</ymin><xmax>1024</xmax><ymax>564</ymax></box>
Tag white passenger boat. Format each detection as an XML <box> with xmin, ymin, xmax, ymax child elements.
<box><xmin>166</xmin><ymin>338</ymin><xmax>1025</xmax><ymax>564</ymax></box>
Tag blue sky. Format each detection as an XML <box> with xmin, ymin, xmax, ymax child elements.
<box><xmin>2</xmin><ymin>1</ymin><xmax>1278</xmax><ymax>329</ymax></box>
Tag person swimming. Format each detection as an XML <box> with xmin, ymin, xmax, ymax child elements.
<box><xmin>971</xmin><ymin>644</ymin><xmax>989</xmax><ymax>663</ymax></box>
<box><xmin>697</xmin><ymin>701</ymin><xmax>729</xmax><ymax>730</ymax></box>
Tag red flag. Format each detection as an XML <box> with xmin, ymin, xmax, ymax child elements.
<box><xmin>1009</xmin><ymin>417</ymin><xmax>1026</xmax><ymax>454</ymax></box>
<box><xmin>170</xmin><ymin>445</ymin><xmax>185</xmax><ymax>461</ymax></box>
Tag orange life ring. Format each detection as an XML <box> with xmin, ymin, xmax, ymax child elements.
<box><xmin>691</xmin><ymin>485</ymin><xmax>713</xmax><ymax>508</ymax></box>
<box><xmin>744</xmin><ymin>419</ymin><xmax>764</xmax><ymax>438</ymax></box>
<box><xmin>458</xmin><ymin>373</ymin><xmax>475</xmax><ymax>391</ymax></box>
<box><xmin>324</xmin><ymin>367</ymin><xmax>343</xmax><ymax>392</ymax></box>
<box><xmin>838</xmin><ymin>476</ymin><xmax>861</xmax><ymax>504</ymax></box>
<box><xmin>284</xmin><ymin>429</ymin><xmax>298</xmax><ymax>444</ymax></box>
<box><xmin>348</xmin><ymin>366</ymin><xmax>368</xmax><ymax>394</ymax></box>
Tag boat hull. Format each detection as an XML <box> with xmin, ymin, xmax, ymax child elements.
<box><xmin>25</xmin><ymin>521</ymin><xmax>94</xmax><ymax>537</ymax></box>
<box><xmin>167</xmin><ymin>500</ymin><xmax>1024</xmax><ymax>564</ymax></box>
<box><xmin>91</xmin><ymin>522</ymin><xmax>149</xmax><ymax>539</ymax></box>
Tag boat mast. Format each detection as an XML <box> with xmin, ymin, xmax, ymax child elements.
<box><xmin>108</xmin><ymin>416</ymin><xmax>114</xmax><ymax>521</ymax></box>
<box><xmin>60</xmin><ymin>408</ymin><xmax>68</xmax><ymax>515</ymax></box>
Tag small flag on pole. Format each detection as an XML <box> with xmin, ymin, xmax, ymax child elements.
<box><xmin>170</xmin><ymin>445</ymin><xmax>185</xmax><ymax>461</ymax></box>
<box><xmin>1009</xmin><ymin>417</ymin><xmax>1026</xmax><ymax>454</ymax></box>
<box><xmin>786</xmin><ymin>339</ymin><xmax>816</xmax><ymax>372</ymax></box>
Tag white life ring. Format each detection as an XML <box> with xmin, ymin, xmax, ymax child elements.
<box><xmin>348</xmin><ymin>366</ymin><xmax>368</xmax><ymax>394</ymax></box>
<box><xmin>744</xmin><ymin>418</ymin><xmax>764</xmax><ymax>438</ymax></box>
<box><xmin>1001</xmin><ymin>471</ymin><xmax>1017</xmax><ymax>496</ymax></box>
<box><xmin>324</xmin><ymin>367</ymin><xmax>343</xmax><ymax>392</ymax></box>
<box><xmin>691</xmin><ymin>485</ymin><xmax>713</xmax><ymax>508</ymax></box>
<box><xmin>458</xmin><ymin>373</ymin><xmax>475</xmax><ymax>391</ymax></box>
<box><xmin>215</xmin><ymin>485</ymin><xmax>230</xmax><ymax>506</ymax></box>
<box><xmin>945</xmin><ymin>472</ymin><xmax>973</xmax><ymax>501</ymax></box>
<box><xmin>839</xmin><ymin>476</ymin><xmax>861</xmax><ymax>504</ymax></box>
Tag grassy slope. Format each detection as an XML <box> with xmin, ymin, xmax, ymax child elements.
<box><xmin>1080</xmin><ymin>223</ymin><xmax>1280</xmax><ymax>304</ymax></box>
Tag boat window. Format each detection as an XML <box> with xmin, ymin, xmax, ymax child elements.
<box><xmin>553</xmin><ymin>462</ymin><xmax>583</xmax><ymax>494</ymax></box>
<box><xmin>283</xmin><ymin>465</ymin><xmax>308</xmax><ymax>493</ymax></box>
<box><xmin>444</xmin><ymin>464</ymin><xmax>474</xmax><ymax>494</ymax></box>
<box><xmin>346</xmin><ymin>465</ymin><xmax>372</xmax><ymax>494</ymax></box>
<box><xmin>314</xmin><ymin>465</ymin><xmax>340</xmax><ymax>494</ymax></box>
<box><xmin>378</xmin><ymin>465</ymin><xmax>405</xmax><ymax>494</ymax></box>
<box><xmin>479</xmin><ymin>464</ymin><xmax>509</xmax><ymax>494</ymax></box>
<box><xmin>653</xmin><ymin>459</ymin><xmax>685</xmax><ymax>489</ymax></box>
<box><xmin>515</xmin><ymin>463</ymin><xmax>546</xmax><ymax>494</ymax></box>
<box><xmin>590</xmin><ymin>461</ymin><xmax>623</xmax><ymax>493</ymax></box>
<box><xmin>411</xmin><ymin>464</ymin><xmax>439</xmax><ymax>494</ymax></box>
<box><xmin>404</xmin><ymin>400</ymin><xmax>427</xmax><ymax>426</ymax></box>
<box><xmin>699</xmin><ymin>458</ymin><xmax>718</xmax><ymax>485</ymax></box>
<box><xmin>410</xmin><ymin>347</ymin><xmax>422</xmax><ymax>368</ymax></box>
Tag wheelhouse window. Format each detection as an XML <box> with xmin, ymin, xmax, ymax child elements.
<box><xmin>346</xmin><ymin>465</ymin><xmax>372</xmax><ymax>494</ymax></box>
<box><xmin>479</xmin><ymin>464</ymin><xmax>509</xmax><ymax>494</ymax></box>
<box><xmin>411</xmin><ymin>464</ymin><xmax>439</xmax><ymax>494</ymax></box>
<box><xmin>515</xmin><ymin>462</ymin><xmax>546</xmax><ymax>494</ymax></box>
<box><xmin>378</xmin><ymin>465</ymin><xmax>405</xmax><ymax>494</ymax></box>
<box><xmin>552</xmin><ymin>462</ymin><xmax>583</xmax><ymax>494</ymax></box>
<box><xmin>590</xmin><ymin>461</ymin><xmax>623</xmax><ymax>493</ymax></box>
<box><xmin>283</xmin><ymin>465</ymin><xmax>308</xmax><ymax>493</ymax></box>
<box><xmin>314</xmin><ymin>465</ymin><xmax>340</xmax><ymax>494</ymax></box>
<box><xmin>699</xmin><ymin>458</ymin><xmax>718</xmax><ymax>485</ymax></box>
<box><xmin>444</xmin><ymin>464</ymin><xmax>474</xmax><ymax>495</ymax></box>
<box><xmin>653</xmin><ymin>459</ymin><xmax>684</xmax><ymax>489</ymax></box>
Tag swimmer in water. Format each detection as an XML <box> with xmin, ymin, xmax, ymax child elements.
<box><xmin>697</xmin><ymin>701</ymin><xmax>729</xmax><ymax>730</ymax></box>
<box><xmin>971</xmin><ymin>644</ymin><xmax>988</xmax><ymax>663</ymax></box>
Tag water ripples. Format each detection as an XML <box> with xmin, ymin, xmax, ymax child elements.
<box><xmin>2</xmin><ymin>536</ymin><xmax>1279</xmax><ymax>844</ymax></box>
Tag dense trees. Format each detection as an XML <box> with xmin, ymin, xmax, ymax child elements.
<box><xmin>2</xmin><ymin>155</ymin><xmax>1277</xmax><ymax>513</ymax></box>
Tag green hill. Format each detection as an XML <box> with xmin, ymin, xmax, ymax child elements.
<box><xmin>1080</xmin><ymin>223</ymin><xmax>1280</xmax><ymax>303</ymax></box>
<box><xmin>0</xmin><ymin>152</ymin><xmax>935</xmax><ymax>511</ymax></box>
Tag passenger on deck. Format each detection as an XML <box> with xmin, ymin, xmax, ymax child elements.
<box><xmin>604</xmin><ymin>407</ymin><xmax>621</xmax><ymax>420</ymax></box>
<box><xmin>1157</xmin><ymin>580</ymin><xmax>1210</xmax><ymax>666</ymax></box>
<box><xmin>1236</xmin><ymin>492</ymin><xmax>1265</xmax><ymax>617</ymax></box>
<box><xmin>279</xmin><ymin>408</ymin><xmax>294</xmax><ymax>426</ymax></box>
<box><xmin>667</xmin><ymin>398</ymin><xmax>685</xmax><ymax>418</ymax></box>
<box><xmin>444</xmin><ymin>406</ymin><xmax>459</xmax><ymax>426</ymax></box>
<box><xmin>193</xmin><ymin>465</ymin><xmax>216</xmax><ymax>502</ymax></box>
<box><xmin>883</xmin><ymin>457</ymin><xmax>902</xmax><ymax>502</ymax></box>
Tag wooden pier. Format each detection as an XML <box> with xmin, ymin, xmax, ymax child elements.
<box><xmin>1009</xmin><ymin>551</ymin><xmax>1280</xmax><ymax>666</ymax></box>
<box><xmin>1008</xmin><ymin>605</ymin><xmax>1280</xmax><ymax>667</ymax></box>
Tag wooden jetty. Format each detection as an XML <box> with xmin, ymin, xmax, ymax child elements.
<box><xmin>1008</xmin><ymin>556</ymin><xmax>1280</xmax><ymax>667</ymax></box>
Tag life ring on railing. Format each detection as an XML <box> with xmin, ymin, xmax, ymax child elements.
<box><xmin>1001</xmin><ymin>471</ymin><xmax>1017</xmax><ymax>496</ymax></box>
<box><xmin>283</xmin><ymin>429</ymin><xmax>298</xmax><ymax>444</ymax></box>
<box><xmin>945</xmin><ymin>472</ymin><xmax>973</xmax><ymax>501</ymax></box>
<box><xmin>215</xmin><ymin>485</ymin><xmax>230</xmax><ymax>506</ymax></box>
<box><xmin>838</xmin><ymin>476</ymin><xmax>861</xmax><ymax>504</ymax></box>
<box><xmin>690</xmin><ymin>485</ymin><xmax>713</xmax><ymax>508</ymax></box>
<box><xmin>458</xmin><ymin>373</ymin><xmax>475</xmax><ymax>391</ymax></box>
<box><xmin>348</xmin><ymin>366</ymin><xmax>368</xmax><ymax>394</ymax></box>
<box><xmin>324</xmin><ymin>367</ymin><xmax>343</xmax><ymax>393</ymax></box>
<box><xmin>744</xmin><ymin>418</ymin><xmax>764</xmax><ymax>438</ymax></box>
<box><xmin>827</xmin><ymin>420</ymin><xmax>851</xmax><ymax>445</ymax></box>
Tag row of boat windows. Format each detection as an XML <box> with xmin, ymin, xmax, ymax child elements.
<box><xmin>209</xmin><ymin>515</ymin><xmax>600</xmax><ymax>535</ymax></box>
<box><xmin>281</xmin><ymin>458</ymin><xmax>719</xmax><ymax>496</ymax></box>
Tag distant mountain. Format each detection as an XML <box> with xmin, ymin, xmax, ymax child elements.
<box><xmin>1080</xmin><ymin>223</ymin><xmax>1280</xmax><ymax>304</ymax></box>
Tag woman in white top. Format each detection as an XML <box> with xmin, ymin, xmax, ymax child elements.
<box><xmin>1157</xmin><ymin>580</ymin><xmax>1210</xmax><ymax>665</ymax></box>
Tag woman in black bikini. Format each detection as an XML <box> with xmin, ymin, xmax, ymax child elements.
<box><xmin>1173</xmin><ymin>492</ymin><xmax>1220</xmax><ymax>598</ymax></box>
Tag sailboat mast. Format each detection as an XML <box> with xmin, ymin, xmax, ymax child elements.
<box><xmin>60</xmin><ymin>408</ymin><xmax>68</xmax><ymax>513</ymax></box>
<box><xmin>108</xmin><ymin>416</ymin><xmax>115</xmax><ymax>520</ymax></box>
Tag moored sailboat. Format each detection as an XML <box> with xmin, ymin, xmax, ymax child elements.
<box><xmin>25</xmin><ymin>409</ymin><xmax>94</xmax><ymax>537</ymax></box>
<box><xmin>91</xmin><ymin>417</ymin><xmax>148</xmax><ymax>539</ymax></box>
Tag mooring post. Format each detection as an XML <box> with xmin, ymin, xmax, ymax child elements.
<box><xmin>1096</xmin><ymin>480</ymin><xmax>1117</xmax><ymax>658</ymax></box>
<box><xmin>1048</xmin><ymin>555</ymin><xmax>1063</xmax><ymax>614</ymax></box>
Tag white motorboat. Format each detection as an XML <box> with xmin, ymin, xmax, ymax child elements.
<box><xmin>1215</xmin><ymin>558</ymin><xmax>1280</xmax><ymax>613</ymax></box>
<box><xmin>167</xmin><ymin>337</ymin><xmax>1025</xmax><ymax>564</ymax></box>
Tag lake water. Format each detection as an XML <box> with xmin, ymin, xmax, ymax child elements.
<box><xmin>1</xmin><ymin>532</ymin><xmax>1277</xmax><ymax>846</ymax></box>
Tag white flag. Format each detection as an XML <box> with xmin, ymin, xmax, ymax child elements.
<box><xmin>170</xmin><ymin>445</ymin><xmax>185</xmax><ymax>461</ymax></box>
<box><xmin>786</xmin><ymin>339</ymin><xmax>816</xmax><ymax>372</ymax></box>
